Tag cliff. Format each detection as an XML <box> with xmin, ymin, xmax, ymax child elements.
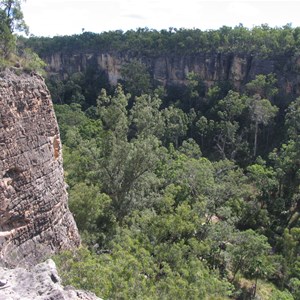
<box><xmin>0</xmin><ymin>69</ymin><xmax>80</xmax><ymax>267</ymax></box>
<box><xmin>44</xmin><ymin>51</ymin><xmax>300</xmax><ymax>101</ymax></box>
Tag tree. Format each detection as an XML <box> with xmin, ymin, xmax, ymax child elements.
<box><xmin>63</xmin><ymin>72</ymin><xmax>86</xmax><ymax>105</ymax></box>
<box><xmin>120</xmin><ymin>59</ymin><xmax>151</xmax><ymax>97</ymax></box>
<box><xmin>247</xmin><ymin>94</ymin><xmax>278</xmax><ymax>157</ymax></box>
<box><xmin>185</xmin><ymin>71</ymin><xmax>205</xmax><ymax>110</ymax></box>
<box><xmin>237</xmin><ymin>161</ymin><xmax>278</xmax><ymax>231</ymax></box>
<box><xmin>245</xmin><ymin>74</ymin><xmax>278</xmax><ymax>100</ymax></box>
<box><xmin>0</xmin><ymin>0</ymin><xmax>28</xmax><ymax>33</ymax></box>
<box><xmin>269</xmin><ymin>140</ymin><xmax>300</xmax><ymax>226</ymax></box>
<box><xmin>285</xmin><ymin>97</ymin><xmax>300</xmax><ymax>140</ymax></box>
<box><xmin>99</xmin><ymin>134</ymin><xmax>162</xmax><ymax>219</ymax></box>
<box><xmin>0</xmin><ymin>0</ymin><xmax>28</xmax><ymax>58</ymax></box>
<box><xmin>283</xmin><ymin>228</ymin><xmax>300</xmax><ymax>279</ymax></box>
<box><xmin>129</xmin><ymin>93</ymin><xmax>164</xmax><ymax>138</ymax></box>
<box><xmin>178</xmin><ymin>138</ymin><xmax>202</xmax><ymax>159</ymax></box>
<box><xmin>213</xmin><ymin>90</ymin><xmax>246</xmax><ymax>159</ymax></box>
<box><xmin>96</xmin><ymin>85</ymin><xmax>129</xmax><ymax>140</ymax></box>
<box><xmin>97</xmin><ymin>86</ymin><xmax>163</xmax><ymax>219</ymax></box>
<box><xmin>195</xmin><ymin>115</ymin><xmax>208</xmax><ymax>148</ymax></box>
<box><xmin>68</xmin><ymin>182</ymin><xmax>116</xmax><ymax>245</ymax></box>
<box><xmin>162</xmin><ymin>105</ymin><xmax>188</xmax><ymax>148</ymax></box>
<box><xmin>226</xmin><ymin>229</ymin><xmax>273</xmax><ymax>297</ymax></box>
<box><xmin>245</xmin><ymin>74</ymin><xmax>278</xmax><ymax>157</ymax></box>
<box><xmin>0</xmin><ymin>9</ymin><xmax>14</xmax><ymax>59</ymax></box>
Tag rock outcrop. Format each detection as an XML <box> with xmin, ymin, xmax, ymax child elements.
<box><xmin>0</xmin><ymin>69</ymin><xmax>80</xmax><ymax>267</ymax></box>
<box><xmin>44</xmin><ymin>51</ymin><xmax>300</xmax><ymax>101</ymax></box>
<box><xmin>0</xmin><ymin>259</ymin><xmax>101</xmax><ymax>300</ymax></box>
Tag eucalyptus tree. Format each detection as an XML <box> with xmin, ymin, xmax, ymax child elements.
<box><xmin>247</xmin><ymin>94</ymin><xmax>278</xmax><ymax>157</ymax></box>
<box><xmin>0</xmin><ymin>0</ymin><xmax>28</xmax><ymax>58</ymax></box>
<box><xmin>162</xmin><ymin>105</ymin><xmax>188</xmax><ymax>148</ymax></box>
<box><xmin>285</xmin><ymin>97</ymin><xmax>300</xmax><ymax>140</ymax></box>
<box><xmin>129</xmin><ymin>93</ymin><xmax>164</xmax><ymax>138</ymax></box>
<box><xmin>245</xmin><ymin>74</ymin><xmax>278</xmax><ymax>157</ymax></box>
<box><xmin>226</xmin><ymin>229</ymin><xmax>273</xmax><ymax>297</ymax></box>
<box><xmin>213</xmin><ymin>90</ymin><xmax>246</xmax><ymax>159</ymax></box>
<box><xmin>97</xmin><ymin>86</ymin><xmax>163</xmax><ymax>219</ymax></box>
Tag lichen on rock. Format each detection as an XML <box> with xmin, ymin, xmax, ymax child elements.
<box><xmin>0</xmin><ymin>259</ymin><xmax>101</xmax><ymax>300</ymax></box>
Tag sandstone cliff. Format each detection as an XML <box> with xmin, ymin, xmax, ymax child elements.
<box><xmin>0</xmin><ymin>69</ymin><xmax>80</xmax><ymax>267</ymax></box>
<box><xmin>44</xmin><ymin>51</ymin><xmax>300</xmax><ymax>101</ymax></box>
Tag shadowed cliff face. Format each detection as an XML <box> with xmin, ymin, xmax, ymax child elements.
<box><xmin>44</xmin><ymin>51</ymin><xmax>300</xmax><ymax>101</ymax></box>
<box><xmin>0</xmin><ymin>70</ymin><xmax>80</xmax><ymax>267</ymax></box>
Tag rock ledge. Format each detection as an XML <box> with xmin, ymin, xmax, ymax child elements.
<box><xmin>0</xmin><ymin>259</ymin><xmax>101</xmax><ymax>300</ymax></box>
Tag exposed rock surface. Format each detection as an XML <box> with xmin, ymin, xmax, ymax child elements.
<box><xmin>0</xmin><ymin>259</ymin><xmax>101</xmax><ymax>300</ymax></box>
<box><xmin>0</xmin><ymin>69</ymin><xmax>80</xmax><ymax>267</ymax></box>
<box><xmin>44</xmin><ymin>51</ymin><xmax>300</xmax><ymax>101</ymax></box>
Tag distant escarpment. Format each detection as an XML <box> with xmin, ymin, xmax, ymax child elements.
<box><xmin>24</xmin><ymin>28</ymin><xmax>300</xmax><ymax>106</ymax></box>
<box><xmin>43</xmin><ymin>50</ymin><xmax>300</xmax><ymax>103</ymax></box>
<box><xmin>0</xmin><ymin>70</ymin><xmax>80</xmax><ymax>267</ymax></box>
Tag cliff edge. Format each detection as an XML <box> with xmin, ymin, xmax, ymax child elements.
<box><xmin>0</xmin><ymin>69</ymin><xmax>80</xmax><ymax>267</ymax></box>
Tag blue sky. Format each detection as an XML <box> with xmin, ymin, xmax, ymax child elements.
<box><xmin>22</xmin><ymin>0</ymin><xmax>300</xmax><ymax>37</ymax></box>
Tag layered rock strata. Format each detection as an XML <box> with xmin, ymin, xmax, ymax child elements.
<box><xmin>44</xmin><ymin>51</ymin><xmax>300</xmax><ymax>100</ymax></box>
<box><xmin>0</xmin><ymin>70</ymin><xmax>80</xmax><ymax>267</ymax></box>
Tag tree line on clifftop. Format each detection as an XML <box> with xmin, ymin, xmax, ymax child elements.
<box><xmin>25</xmin><ymin>23</ymin><xmax>300</xmax><ymax>57</ymax></box>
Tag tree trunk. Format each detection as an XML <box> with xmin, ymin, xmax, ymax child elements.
<box><xmin>254</xmin><ymin>121</ymin><xmax>258</xmax><ymax>157</ymax></box>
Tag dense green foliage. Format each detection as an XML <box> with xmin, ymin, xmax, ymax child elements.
<box><xmin>53</xmin><ymin>71</ymin><xmax>300</xmax><ymax>298</ymax></box>
<box><xmin>0</xmin><ymin>0</ymin><xmax>46</xmax><ymax>72</ymax></box>
<box><xmin>26</xmin><ymin>24</ymin><xmax>300</xmax><ymax>57</ymax></box>
<box><xmin>0</xmin><ymin>0</ymin><xmax>27</xmax><ymax>58</ymax></box>
<box><xmin>0</xmin><ymin>0</ymin><xmax>27</xmax><ymax>60</ymax></box>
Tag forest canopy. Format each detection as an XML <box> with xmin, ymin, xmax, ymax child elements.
<box><xmin>25</xmin><ymin>24</ymin><xmax>300</xmax><ymax>57</ymax></box>
<box><xmin>53</xmin><ymin>77</ymin><xmax>300</xmax><ymax>299</ymax></box>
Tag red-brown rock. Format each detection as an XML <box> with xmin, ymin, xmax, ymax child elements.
<box><xmin>0</xmin><ymin>70</ymin><xmax>80</xmax><ymax>267</ymax></box>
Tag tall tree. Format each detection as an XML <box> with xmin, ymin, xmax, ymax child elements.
<box><xmin>162</xmin><ymin>105</ymin><xmax>188</xmax><ymax>148</ymax></box>
<box><xmin>247</xmin><ymin>94</ymin><xmax>278</xmax><ymax>157</ymax></box>
<box><xmin>285</xmin><ymin>97</ymin><xmax>300</xmax><ymax>140</ymax></box>
<box><xmin>130</xmin><ymin>93</ymin><xmax>164</xmax><ymax>138</ymax></box>
<box><xmin>213</xmin><ymin>90</ymin><xmax>246</xmax><ymax>159</ymax></box>
<box><xmin>245</xmin><ymin>74</ymin><xmax>278</xmax><ymax>157</ymax></box>
<box><xmin>226</xmin><ymin>229</ymin><xmax>273</xmax><ymax>297</ymax></box>
<box><xmin>0</xmin><ymin>0</ymin><xmax>28</xmax><ymax>58</ymax></box>
<box><xmin>0</xmin><ymin>0</ymin><xmax>28</xmax><ymax>33</ymax></box>
<box><xmin>96</xmin><ymin>86</ymin><xmax>162</xmax><ymax>219</ymax></box>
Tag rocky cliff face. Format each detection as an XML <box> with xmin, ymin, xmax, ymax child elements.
<box><xmin>44</xmin><ymin>51</ymin><xmax>300</xmax><ymax>100</ymax></box>
<box><xmin>0</xmin><ymin>69</ymin><xmax>80</xmax><ymax>267</ymax></box>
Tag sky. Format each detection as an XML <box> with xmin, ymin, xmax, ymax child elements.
<box><xmin>21</xmin><ymin>0</ymin><xmax>300</xmax><ymax>37</ymax></box>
